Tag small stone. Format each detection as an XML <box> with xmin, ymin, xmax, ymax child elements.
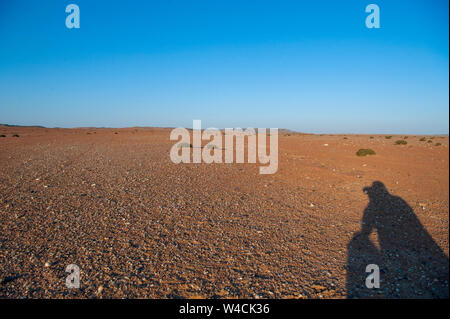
<box><xmin>311</xmin><ymin>284</ymin><xmax>326</xmax><ymax>292</ymax></box>
<box><xmin>216</xmin><ymin>289</ymin><xmax>228</xmax><ymax>297</ymax></box>
<box><xmin>97</xmin><ymin>285</ymin><xmax>104</xmax><ymax>294</ymax></box>
<box><xmin>44</xmin><ymin>262</ymin><xmax>51</xmax><ymax>267</ymax></box>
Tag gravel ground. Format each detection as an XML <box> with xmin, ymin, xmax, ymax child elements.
<box><xmin>0</xmin><ymin>126</ymin><xmax>448</xmax><ymax>298</ymax></box>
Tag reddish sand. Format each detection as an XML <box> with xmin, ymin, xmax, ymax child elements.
<box><xmin>0</xmin><ymin>126</ymin><xmax>448</xmax><ymax>298</ymax></box>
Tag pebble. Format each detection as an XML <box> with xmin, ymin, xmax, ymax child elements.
<box><xmin>311</xmin><ymin>284</ymin><xmax>326</xmax><ymax>292</ymax></box>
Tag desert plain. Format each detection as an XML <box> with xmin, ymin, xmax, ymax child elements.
<box><xmin>0</xmin><ymin>125</ymin><xmax>448</xmax><ymax>298</ymax></box>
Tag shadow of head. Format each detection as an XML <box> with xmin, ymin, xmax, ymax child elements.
<box><xmin>363</xmin><ymin>181</ymin><xmax>388</xmax><ymax>197</ymax></box>
<box><xmin>361</xmin><ymin>181</ymin><xmax>412</xmax><ymax>221</ymax></box>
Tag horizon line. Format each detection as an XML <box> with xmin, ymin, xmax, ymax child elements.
<box><xmin>1</xmin><ymin>123</ymin><xmax>448</xmax><ymax>136</ymax></box>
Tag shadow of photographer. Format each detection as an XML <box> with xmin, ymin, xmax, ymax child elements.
<box><xmin>346</xmin><ymin>181</ymin><xmax>449</xmax><ymax>298</ymax></box>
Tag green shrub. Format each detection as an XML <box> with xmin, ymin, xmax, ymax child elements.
<box><xmin>356</xmin><ymin>148</ymin><xmax>376</xmax><ymax>156</ymax></box>
<box><xmin>419</xmin><ymin>137</ymin><xmax>426</xmax><ymax>141</ymax></box>
<box><xmin>395</xmin><ymin>140</ymin><xmax>407</xmax><ymax>145</ymax></box>
<box><xmin>370</xmin><ymin>136</ymin><xmax>374</xmax><ymax>139</ymax></box>
<box><xmin>385</xmin><ymin>136</ymin><xmax>392</xmax><ymax>139</ymax></box>
<box><xmin>435</xmin><ymin>143</ymin><xmax>442</xmax><ymax>146</ymax></box>
<box><xmin>0</xmin><ymin>134</ymin><xmax>6</xmax><ymax>138</ymax></box>
<box><xmin>427</xmin><ymin>140</ymin><xmax>433</xmax><ymax>143</ymax></box>
<box><xmin>12</xmin><ymin>134</ymin><xmax>19</xmax><ymax>137</ymax></box>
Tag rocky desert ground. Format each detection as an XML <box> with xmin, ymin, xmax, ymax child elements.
<box><xmin>0</xmin><ymin>125</ymin><xmax>448</xmax><ymax>298</ymax></box>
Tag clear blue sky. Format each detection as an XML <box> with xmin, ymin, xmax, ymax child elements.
<box><xmin>0</xmin><ymin>0</ymin><xmax>448</xmax><ymax>134</ymax></box>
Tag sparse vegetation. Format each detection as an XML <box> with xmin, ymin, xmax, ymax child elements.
<box><xmin>114</xmin><ymin>132</ymin><xmax>118</xmax><ymax>134</ymax></box>
<box><xmin>12</xmin><ymin>134</ymin><xmax>19</xmax><ymax>137</ymax></box>
<box><xmin>0</xmin><ymin>134</ymin><xmax>6</xmax><ymax>138</ymax></box>
<box><xmin>427</xmin><ymin>140</ymin><xmax>433</xmax><ymax>143</ymax></box>
<box><xmin>404</xmin><ymin>136</ymin><xmax>408</xmax><ymax>139</ymax></box>
<box><xmin>419</xmin><ymin>137</ymin><xmax>426</xmax><ymax>141</ymax></box>
<box><xmin>370</xmin><ymin>136</ymin><xmax>374</xmax><ymax>139</ymax></box>
<box><xmin>343</xmin><ymin>137</ymin><xmax>348</xmax><ymax>139</ymax></box>
<box><xmin>385</xmin><ymin>136</ymin><xmax>392</xmax><ymax>139</ymax></box>
<box><xmin>435</xmin><ymin>143</ymin><xmax>442</xmax><ymax>146</ymax></box>
<box><xmin>356</xmin><ymin>148</ymin><xmax>376</xmax><ymax>156</ymax></box>
<box><xmin>395</xmin><ymin>140</ymin><xmax>407</xmax><ymax>145</ymax></box>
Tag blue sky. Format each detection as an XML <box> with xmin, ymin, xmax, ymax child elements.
<box><xmin>0</xmin><ymin>0</ymin><xmax>448</xmax><ymax>134</ymax></box>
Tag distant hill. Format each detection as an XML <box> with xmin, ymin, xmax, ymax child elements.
<box><xmin>0</xmin><ymin>123</ymin><xmax>46</xmax><ymax>128</ymax></box>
